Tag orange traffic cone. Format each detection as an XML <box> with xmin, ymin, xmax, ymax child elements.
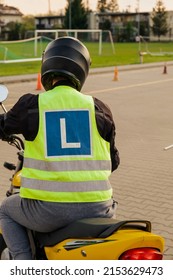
<box><xmin>163</xmin><ymin>63</ymin><xmax>167</xmax><ymax>74</ymax></box>
<box><xmin>36</xmin><ymin>73</ymin><xmax>42</xmax><ymax>90</ymax></box>
<box><xmin>113</xmin><ymin>67</ymin><xmax>119</xmax><ymax>81</ymax></box>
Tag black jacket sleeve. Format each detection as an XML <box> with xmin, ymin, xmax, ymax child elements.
<box><xmin>0</xmin><ymin>114</ymin><xmax>7</xmax><ymax>139</ymax></box>
<box><xmin>0</xmin><ymin>93</ymin><xmax>38</xmax><ymax>141</ymax></box>
<box><xmin>93</xmin><ymin>97</ymin><xmax>120</xmax><ymax>172</ymax></box>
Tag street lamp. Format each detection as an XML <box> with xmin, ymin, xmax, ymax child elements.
<box><xmin>69</xmin><ymin>0</ymin><xmax>72</xmax><ymax>29</ymax></box>
<box><xmin>137</xmin><ymin>0</ymin><xmax>140</xmax><ymax>36</ymax></box>
<box><xmin>48</xmin><ymin>0</ymin><xmax>51</xmax><ymax>14</ymax></box>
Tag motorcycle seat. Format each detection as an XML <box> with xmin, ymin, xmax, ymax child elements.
<box><xmin>35</xmin><ymin>218</ymin><xmax>151</xmax><ymax>247</ymax></box>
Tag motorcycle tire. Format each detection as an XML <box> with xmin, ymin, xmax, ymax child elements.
<box><xmin>0</xmin><ymin>233</ymin><xmax>11</xmax><ymax>260</ymax></box>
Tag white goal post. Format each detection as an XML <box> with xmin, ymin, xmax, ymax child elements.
<box><xmin>34</xmin><ymin>29</ymin><xmax>115</xmax><ymax>56</ymax></box>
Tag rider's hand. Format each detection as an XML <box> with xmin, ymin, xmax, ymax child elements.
<box><xmin>0</xmin><ymin>115</ymin><xmax>8</xmax><ymax>140</ymax></box>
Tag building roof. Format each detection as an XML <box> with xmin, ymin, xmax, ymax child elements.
<box><xmin>0</xmin><ymin>4</ymin><xmax>23</xmax><ymax>16</ymax></box>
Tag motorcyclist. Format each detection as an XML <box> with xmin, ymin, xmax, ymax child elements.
<box><xmin>0</xmin><ymin>36</ymin><xmax>120</xmax><ymax>260</ymax></box>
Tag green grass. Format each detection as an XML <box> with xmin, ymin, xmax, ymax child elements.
<box><xmin>0</xmin><ymin>40</ymin><xmax>173</xmax><ymax>76</ymax></box>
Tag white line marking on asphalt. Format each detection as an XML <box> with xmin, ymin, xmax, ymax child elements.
<box><xmin>86</xmin><ymin>78</ymin><xmax>173</xmax><ymax>94</ymax></box>
<box><xmin>164</xmin><ymin>144</ymin><xmax>173</xmax><ymax>151</ymax></box>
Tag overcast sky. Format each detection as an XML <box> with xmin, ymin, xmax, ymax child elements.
<box><xmin>4</xmin><ymin>0</ymin><xmax>173</xmax><ymax>15</ymax></box>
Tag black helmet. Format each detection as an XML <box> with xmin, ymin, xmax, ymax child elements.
<box><xmin>41</xmin><ymin>36</ymin><xmax>91</xmax><ymax>91</ymax></box>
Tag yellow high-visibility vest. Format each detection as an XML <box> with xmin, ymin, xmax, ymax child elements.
<box><xmin>20</xmin><ymin>86</ymin><xmax>112</xmax><ymax>202</ymax></box>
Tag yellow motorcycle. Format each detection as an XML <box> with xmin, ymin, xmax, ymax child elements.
<box><xmin>0</xmin><ymin>85</ymin><xmax>164</xmax><ymax>260</ymax></box>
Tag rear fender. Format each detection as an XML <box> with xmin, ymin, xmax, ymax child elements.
<box><xmin>44</xmin><ymin>228</ymin><xmax>164</xmax><ymax>260</ymax></box>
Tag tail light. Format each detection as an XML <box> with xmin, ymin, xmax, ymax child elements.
<box><xmin>119</xmin><ymin>248</ymin><xmax>163</xmax><ymax>260</ymax></box>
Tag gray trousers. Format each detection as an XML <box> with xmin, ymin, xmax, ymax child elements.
<box><xmin>0</xmin><ymin>194</ymin><xmax>117</xmax><ymax>260</ymax></box>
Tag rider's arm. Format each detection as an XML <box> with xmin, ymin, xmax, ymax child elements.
<box><xmin>93</xmin><ymin>97</ymin><xmax>120</xmax><ymax>172</ymax></box>
<box><xmin>0</xmin><ymin>93</ymin><xmax>39</xmax><ymax>141</ymax></box>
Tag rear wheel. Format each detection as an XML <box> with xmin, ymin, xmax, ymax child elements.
<box><xmin>0</xmin><ymin>234</ymin><xmax>11</xmax><ymax>260</ymax></box>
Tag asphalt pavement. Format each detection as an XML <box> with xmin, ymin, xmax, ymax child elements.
<box><xmin>0</xmin><ymin>61</ymin><xmax>173</xmax><ymax>260</ymax></box>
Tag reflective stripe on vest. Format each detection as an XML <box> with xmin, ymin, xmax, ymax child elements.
<box><xmin>20</xmin><ymin>185</ymin><xmax>112</xmax><ymax>203</ymax></box>
<box><xmin>20</xmin><ymin>86</ymin><xmax>112</xmax><ymax>202</ymax></box>
<box><xmin>23</xmin><ymin>158</ymin><xmax>111</xmax><ymax>171</ymax></box>
<box><xmin>21</xmin><ymin>177</ymin><xmax>111</xmax><ymax>192</ymax></box>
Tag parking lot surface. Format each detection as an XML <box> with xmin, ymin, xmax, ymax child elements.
<box><xmin>0</xmin><ymin>62</ymin><xmax>173</xmax><ymax>259</ymax></box>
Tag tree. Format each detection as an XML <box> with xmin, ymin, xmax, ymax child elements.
<box><xmin>21</xmin><ymin>16</ymin><xmax>35</xmax><ymax>38</ymax></box>
<box><xmin>97</xmin><ymin>0</ymin><xmax>119</xmax><ymax>12</ymax></box>
<box><xmin>5</xmin><ymin>16</ymin><xmax>35</xmax><ymax>40</ymax></box>
<box><xmin>63</xmin><ymin>0</ymin><xmax>88</xmax><ymax>29</ymax></box>
<box><xmin>118</xmin><ymin>22</ymin><xmax>135</xmax><ymax>42</ymax></box>
<box><xmin>108</xmin><ymin>0</ymin><xmax>119</xmax><ymax>12</ymax></box>
<box><xmin>99</xmin><ymin>18</ymin><xmax>111</xmax><ymax>30</ymax></box>
<box><xmin>97</xmin><ymin>0</ymin><xmax>107</xmax><ymax>12</ymax></box>
<box><xmin>6</xmin><ymin>22</ymin><xmax>22</xmax><ymax>40</ymax></box>
<box><xmin>22</xmin><ymin>16</ymin><xmax>35</xmax><ymax>30</ymax></box>
<box><xmin>151</xmin><ymin>0</ymin><xmax>169</xmax><ymax>40</ymax></box>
